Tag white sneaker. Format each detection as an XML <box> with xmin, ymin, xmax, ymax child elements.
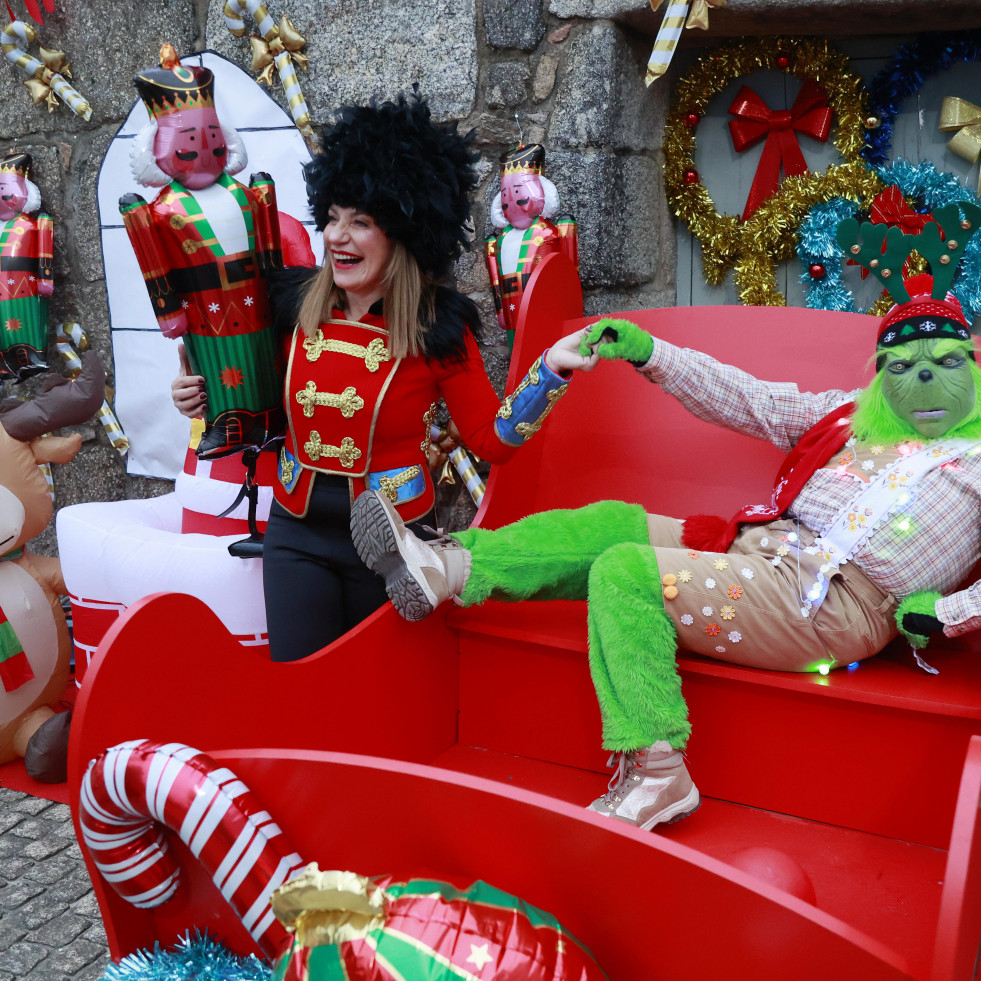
<box><xmin>351</xmin><ymin>490</ymin><xmax>470</xmax><ymax>621</ymax></box>
<box><xmin>588</xmin><ymin>742</ymin><xmax>700</xmax><ymax>830</ymax></box>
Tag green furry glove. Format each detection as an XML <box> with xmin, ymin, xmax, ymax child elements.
<box><xmin>579</xmin><ymin>318</ymin><xmax>654</xmax><ymax>366</ymax></box>
<box><xmin>895</xmin><ymin>590</ymin><xmax>944</xmax><ymax>649</ymax></box>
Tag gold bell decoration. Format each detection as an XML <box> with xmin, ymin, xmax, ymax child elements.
<box><xmin>645</xmin><ymin>0</ymin><xmax>726</xmax><ymax>86</ymax></box>
<box><xmin>1</xmin><ymin>20</ymin><xmax>92</xmax><ymax>119</ymax></box>
<box><xmin>939</xmin><ymin>96</ymin><xmax>981</xmax><ymax>192</ymax></box>
<box><xmin>223</xmin><ymin>1</ymin><xmax>313</xmax><ymax>144</ymax></box>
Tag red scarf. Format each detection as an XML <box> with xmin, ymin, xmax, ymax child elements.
<box><xmin>681</xmin><ymin>402</ymin><xmax>855</xmax><ymax>552</ymax></box>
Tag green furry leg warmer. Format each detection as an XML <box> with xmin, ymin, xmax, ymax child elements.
<box><xmin>587</xmin><ymin>542</ymin><xmax>690</xmax><ymax>752</ymax></box>
<box><xmin>450</xmin><ymin>500</ymin><xmax>649</xmax><ymax>606</ymax></box>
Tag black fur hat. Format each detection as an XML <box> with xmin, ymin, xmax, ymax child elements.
<box><xmin>304</xmin><ymin>87</ymin><xmax>479</xmax><ymax>280</ymax></box>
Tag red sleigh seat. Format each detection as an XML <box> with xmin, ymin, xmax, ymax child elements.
<box><xmin>70</xmin><ymin>254</ymin><xmax>981</xmax><ymax>979</ymax></box>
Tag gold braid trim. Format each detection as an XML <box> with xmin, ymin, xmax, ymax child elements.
<box><xmin>497</xmin><ymin>356</ymin><xmax>543</xmax><ymax>422</ymax></box>
<box><xmin>378</xmin><ymin>466</ymin><xmax>422</xmax><ymax>503</ymax></box>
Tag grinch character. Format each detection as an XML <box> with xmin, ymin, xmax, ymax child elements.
<box><xmin>353</xmin><ymin>202</ymin><xmax>981</xmax><ymax>832</ymax></box>
<box><xmin>484</xmin><ymin>143</ymin><xmax>578</xmax><ymax>350</ymax></box>
<box><xmin>121</xmin><ymin>43</ymin><xmax>284</xmax><ymax>459</ymax></box>
<box><xmin>0</xmin><ymin>150</ymin><xmax>52</xmax><ymax>380</ymax></box>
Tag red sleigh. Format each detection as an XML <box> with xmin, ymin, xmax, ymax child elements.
<box><xmin>69</xmin><ymin>253</ymin><xmax>981</xmax><ymax>979</ymax></box>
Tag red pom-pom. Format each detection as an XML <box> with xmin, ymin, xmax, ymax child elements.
<box><xmin>809</xmin><ymin>263</ymin><xmax>826</xmax><ymax>280</ymax></box>
<box><xmin>684</xmin><ymin>112</ymin><xmax>700</xmax><ymax>128</ymax></box>
<box><xmin>684</xmin><ymin>168</ymin><xmax>700</xmax><ymax>186</ymax></box>
<box><xmin>776</xmin><ymin>54</ymin><xmax>791</xmax><ymax>68</ymax></box>
<box><xmin>681</xmin><ymin>514</ymin><xmax>731</xmax><ymax>552</ymax></box>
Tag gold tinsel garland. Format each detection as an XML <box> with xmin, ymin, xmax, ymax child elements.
<box><xmin>664</xmin><ymin>35</ymin><xmax>868</xmax><ymax>285</ymax></box>
<box><xmin>736</xmin><ymin>161</ymin><xmax>928</xmax><ymax>310</ymax></box>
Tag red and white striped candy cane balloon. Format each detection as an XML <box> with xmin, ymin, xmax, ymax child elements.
<box><xmin>79</xmin><ymin>739</ymin><xmax>307</xmax><ymax>960</ymax></box>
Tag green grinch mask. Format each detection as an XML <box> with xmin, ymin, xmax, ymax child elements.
<box><xmin>879</xmin><ymin>338</ymin><xmax>976</xmax><ymax>438</ymax></box>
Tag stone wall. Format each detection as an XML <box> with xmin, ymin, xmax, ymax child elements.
<box><xmin>1</xmin><ymin>0</ymin><xmax>979</xmax><ymax>545</ymax></box>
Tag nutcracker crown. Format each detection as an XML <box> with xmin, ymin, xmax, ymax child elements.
<box><xmin>0</xmin><ymin>151</ymin><xmax>31</xmax><ymax>179</ymax></box>
<box><xmin>133</xmin><ymin>43</ymin><xmax>216</xmax><ymax>120</ymax></box>
<box><xmin>500</xmin><ymin>143</ymin><xmax>545</xmax><ymax>178</ymax></box>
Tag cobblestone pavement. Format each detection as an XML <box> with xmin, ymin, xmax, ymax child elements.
<box><xmin>0</xmin><ymin>788</ymin><xmax>109</xmax><ymax>981</ymax></box>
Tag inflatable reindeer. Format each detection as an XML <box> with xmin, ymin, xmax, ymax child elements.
<box><xmin>0</xmin><ymin>351</ymin><xmax>104</xmax><ymax>781</ymax></box>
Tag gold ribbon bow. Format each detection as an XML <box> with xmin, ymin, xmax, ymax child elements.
<box><xmin>939</xmin><ymin>96</ymin><xmax>981</xmax><ymax>191</ymax></box>
<box><xmin>23</xmin><ymin>47</ymin><xmax>70</xmax><ymax>109</ymax></box>
<box><xmin>646</xmin><ymin>0</ymin><xmax>725</xmax><ymax>85</ymax></box>
<box><xmin>248</xmin><ymin>15</ymin><xmax>308</xmax><ymax>85</ymax></box>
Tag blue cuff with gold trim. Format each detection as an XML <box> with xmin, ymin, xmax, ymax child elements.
<box><xmin>368</xmin><ymin>465</ymin><xmax>425</xmax><ymax>505</ymax></box>
<box><xmin>494</xmin><ymin>353</ymin><xmax>570</xmax><ymax>447</ymax></box>
<box><xmin>279</xmin><ymin>445</ymin><xmax>301</xmax><ymax>493</ymax></box>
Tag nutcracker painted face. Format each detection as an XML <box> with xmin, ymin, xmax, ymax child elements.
<box><xmin>499</xmin><ymin>143</ymin><xmax>547</xmax><ymax>231</ymax></box>
<box><xmin>0</xmin><ymin>173</ymin><xmax>28</xmax><ymax>221</ymax></box>
<box><xmin>134</xmin><ymin>45</ymin><xmax>226</xmax><ymax>191</ymax></box>
<box><xmin>152</xmin><ymin>105</ymin><xmax>227</xmax><ymax>190</ymax></box>
<box><xmin>0</xmin><ymin>153</ymin><xmax>33</xmax><ymax>221</ymax></box>
<box><xmin>324</xmin><ymin>205</ymin><xmax>394</xmax><ymax>301</ymax></box>
<box><xmin>500</xmin><ymin>172</ymin><xmax>545</xmax><ymax>230</ymax></box>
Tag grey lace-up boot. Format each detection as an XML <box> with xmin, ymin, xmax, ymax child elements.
<box><xmin>587</xmin><ymin>741</ymin><xmax>700</xmax><ymax>830</ymax></box>
<box><xmin>351</xmin><ymin>490</ymin><xmax>471</xmax><ymax>621</ymax></box>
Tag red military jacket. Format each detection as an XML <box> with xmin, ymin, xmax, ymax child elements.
<box><xmin>120</xmin><ymin>175</ymin><xmax>280</xmax><ymax>338</ymax></box>
<box><xmin>0</xmin><ymin>212</ymin><xmax>53</xmax><ymax>305</ymax></box>
<box><xmin>276</xmin><ymin>310</ymin><xmax>518</xmax><ymax>522</ymax></box>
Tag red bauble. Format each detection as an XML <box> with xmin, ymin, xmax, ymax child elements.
<box><xmin>776</xmin><ymin>54</ymin><xmax>791</xmax><ymax>68</ymax></box>
<box><xmin>684</xmin><ymin>112</ymin><xmax>700</xmax><ymax>128</ymax></box>
<box><xmin>809</xmin><ymin>263</ymin><xmax>826</xmax><ymax>280</ymax></box>
<box><xmin>728</xmin><ymin>847</ymin><xmax>817</xmax><ymax>905</ymax></box>
<box><xmin>684</xmin><ymin>168</ymin><xmax>700</xmax><ymax>186</ymax></box>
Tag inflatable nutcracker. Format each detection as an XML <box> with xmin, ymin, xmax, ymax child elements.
<box><xmin>121</xmin><ymin>44</ymin><xmax>284</xmax><ymax>459</ymax></box>
<box><xmin>0</xmin><ymin>150</ymin><xmax>52</xmax><ymax>380</ymax></box>
<box><xmin>485</xmin><ymin>143</ymin><xmax>578</xmax><ymax>350</ymax></box>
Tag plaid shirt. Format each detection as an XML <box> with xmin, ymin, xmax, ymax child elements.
<box><xmin>639</xmin><ymin>339</ymin><xmax>981</xmax><ymax>637</ymax></box>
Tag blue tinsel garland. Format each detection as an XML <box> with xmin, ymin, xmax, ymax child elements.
<box><xmin>798</xmin><ymin>160</ymin><xmax>981</xmax><ymax>319</ymax></box>
<box><xmin>862</xmin><ymin>31</ymin><xmax>981</xmax><ymax>167</ymax></box>
<box><xmin>100</xmin><ymin>931</ymin><xmax>271</xmax><ymax>981</ymax></box>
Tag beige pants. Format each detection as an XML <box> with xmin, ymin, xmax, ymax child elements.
<box><xmin>648</xmin><ymin>515</ymin><xmax>898</xmax><ymax>672</ymax></box>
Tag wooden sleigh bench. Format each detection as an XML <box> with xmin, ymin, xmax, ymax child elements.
<box><xmin>69</xmin><ymin>254</ymin><xmax>981</xmax><ymax>979</ymax></box>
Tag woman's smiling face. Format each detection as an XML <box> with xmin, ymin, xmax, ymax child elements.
<box><xmin>323</xmin><ymin>206</ymin><xmax>394</xmax><ymax>302</ymax></box>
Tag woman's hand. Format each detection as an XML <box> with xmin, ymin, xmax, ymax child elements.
<box><xmin>171</xmin><ymin>343</ymin><xmax>207</xmax><ymax>419</ymax></box>
<box><xmin>578</xmin><ymin>318</ymin><xmax>654</xmax><ymax>366</ymax></box>
<box><xmin>544</xmin><ymin>328</ymin><xmax>602</xmax><ymax>374</ymax></box>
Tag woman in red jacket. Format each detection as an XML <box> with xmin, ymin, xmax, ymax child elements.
<box><xmin>173</xmin><ymin>89</ymin><xmax>589</xmax><ymax>660</ymax></box>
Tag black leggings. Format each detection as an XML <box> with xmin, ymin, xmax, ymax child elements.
<box><xmin>263</xmin><ymin>476</ymin><xmax>431</xmax><ymax>662</ymax></box>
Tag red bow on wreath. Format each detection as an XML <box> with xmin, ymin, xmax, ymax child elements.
<box><xmin>728</xmin><ymin>79</ymin><xmax>833</xmax><ymax>220</ymax></box>
<box><xmin>847</xmin><ymin>184</ymin><xmax>935</xmax><ymax>279</ymax></box>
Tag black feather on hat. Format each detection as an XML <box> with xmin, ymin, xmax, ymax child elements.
<box><xmin>304</xmin><ymin>86</ymin><xmax>479</xmax><ymax>281</ymax></box>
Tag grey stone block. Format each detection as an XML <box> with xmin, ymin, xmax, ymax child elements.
<box><xmin>484</xmin><ymin>0</ymin><xmax>546</xmax><ymax>51</ymax></box>
<box><xmin>0</xmin><ymin>941</ymin><xmax>46</xmax><ymax>976</ymax></box>
<box><xmin>206</xmin><ymin>0</ymin><xmax>479</xmax><ymax>123</ymax></box>
<box><xmin>486</xmin><ymin>63</ymin><xmax>530</xmax><ymax>109</ymax></box>
<box><xmin>0</xmin><ymin>879</ymin><xmax>46</xmax><ymax>911</ymax></box>
<box><xmin>549</xmin><ymin>22</ymin><xmax>663</xmax><ymax>152</ymax></box>
<box><xmin>31</xmin><ymin>938</ymin><xmax>106</xmax><ymax>977</ymax></box>
<box><xmin>30</xmin><ymin>911</ymin><xmax>89</xmax><ymax>947</ymax></box>
<box><xmin>0</xmin><ymin>917</ymin><xmax>28</xmax><ymax>951</ymax></box>
<box><xmin>532</xmin><ymin>52</ymin><xmax>560</xmax><ymax>103</ymax></box>
<box><xmin>21</xmin><ymin>833</ymin><xmax>70</xmax><ymax>862</ymax></box>
<box><xmin>547</xmin><ymin>149</ymin><xmax>665</xmax><ymax>289</ymax></box>
<box><xmin>13</xmin><ymin>891</ymin><xmax>68</xmax><ymax>930</ymax></box>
